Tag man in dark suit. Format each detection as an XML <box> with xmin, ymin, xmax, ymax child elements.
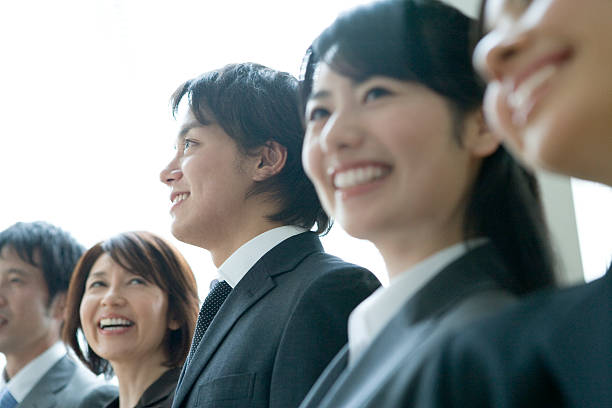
<box><xmin>0</xmin><ymin>221</ymin><xmax>117</xmax><ymax>408</ymax></box>
<box><xmin>160</xmin><ymin>62</ymin><xmax>380</xmax><ymax>408</ymax></box>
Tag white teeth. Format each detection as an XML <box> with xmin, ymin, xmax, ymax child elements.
<box><xmin>172</xmin><ymin>193</ymin><xmax>189</xmax><ymax>204</ymax></box>
<box><xmin>508</xmin><ymin>65</ymin><xmax>557</xmax><ymax>110</ymax></box>
<box><xmin>99</xmin><ymin>318</ymin><xmax>134</xmax><ymax>329</ymax></box>
<box><xmin>334</xmin><ymin>166</ymin><xmax>385</xmax><ymax>189</ymax></box>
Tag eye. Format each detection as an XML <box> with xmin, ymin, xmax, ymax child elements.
<box><xmin>364</xmin><ymin>87</ymin><xmax>391</xmax><ymax>103</ymax></box>
<box><xmin>8</xmin><ymin>277</ymin><xmax>23</xmax><ymax>284</ymax></box>
<box><xmin>87</xmin><ymin>280</ymin><xmax>106</xmax><ymax>289</ymax></box>
<box><xmin>307</xmin><ymin>107</ymin><xmax>331</xmax><ymax>123</ymax></box>
<box><xmin>128</xmin><ymin>277</ymin><xmax>147</xmax><ymax>285</ymax></box>
<box><xmin>183</xmin><ymin>139</ymin><xmax>197</xmax><ymax>152</ymax></box>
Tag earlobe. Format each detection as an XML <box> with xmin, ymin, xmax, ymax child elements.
<box><xmin>168</xmin><ymin>318</ymin><xmax>181</xmax><ymax>331</ymax></box>
<box><xmin>252</xmin><ymin>141</ymin><xmax>288</xmax><ymax>181</ymax></box>
<box><xmin>464</xmin><ymin>109</ymin><xmax>500</xmax><ymax>158</ymax></box>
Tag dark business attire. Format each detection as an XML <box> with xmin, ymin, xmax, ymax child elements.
<box><xmin>171</xmin><ymin>231</ymin><xmax>380</xmax><ymax>408</ymax></box>
<box><xmin>103</xmin><ymin>367</ymin><xmax>181</xmax><ymax>408</ymax></box>
<box><xmin>299</xmin><ymin>243</ymin><xmax>520</xmax><ymax>408</ymax></box>
<box><xmin>408</xmin><ymin>265</ymin><xmax>612</xmax><ymax>408</ymax></box>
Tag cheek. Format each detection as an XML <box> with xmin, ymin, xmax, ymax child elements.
<box><xmin>79</xmin><ymin>298</ymin><xmax>95</xmax><ymax>334</ymax></box>
<box><xmin>302</xmin><ymin>136</ymin><xmax>327</xmax><ymax>191</ymax></box>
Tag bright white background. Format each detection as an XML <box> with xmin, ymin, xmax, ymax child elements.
<box><xmin>1</xmin><ymin>0</ymin><xmax>611</xmax><ymax>372</ymax></box>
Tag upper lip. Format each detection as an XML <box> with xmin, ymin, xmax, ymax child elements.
<box><xmin>511</xmin><ymin>48</ymin><xmax>572</xmax><ymax>92</ymax></box>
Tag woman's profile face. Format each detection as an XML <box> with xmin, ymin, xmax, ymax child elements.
<box><xmin>302</xmin><ymin>62</ymin><xmax>487</xmax><ymax>248</ymax></box>
<box><xmin>473</xmin><ymin>0</ymin><xmax>612</xmax><ymax>182</ymax></box>
<box><xmin>79</xmin><ymin>253</ymin><xmax>178</xmax><ymax>365</ymax></box>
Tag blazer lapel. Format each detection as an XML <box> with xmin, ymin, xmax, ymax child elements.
<box><xmin>173</xmin><ymin>232</ymin><xmax>324</xmax><ymax>407</ymax></box>
<box><xmin>320</xmin><ymin>243</ymin><xmax>513</xmax><ymax>407</ymax></box>
<box><xmin>19</xmin><ymin>356</ymin><xmax>74</xmax><ymax>408</ymax></box>
<box><xmin>300</xmin><ymin>345</ymin><xmax>349</xmax><ymax>408</ymax></box>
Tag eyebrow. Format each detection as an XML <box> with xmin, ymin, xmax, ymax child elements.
<box><xmin>6</xmin><ymin>268</ymin><xmax>29</xmax><ymax>277</ymax></box>
<box><xmin>177</xmin><ymin>121</ymin><xmax>202</xmax><ymax>140</ymax></box>
<box><xmin>307</xmin><ymin>90</ymin><xmax>331</xmax><ymax>103</ymax></box>
<box><xmin>86</xmin><ymin>270</ymin><xmax>107</xmax><ymax>280</ymax></box>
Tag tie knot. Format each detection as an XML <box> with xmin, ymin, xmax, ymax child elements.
<box><xmin>0</xmin><ymin>389</ymin><xmax>17</xmax><ymax>408</ymax></box>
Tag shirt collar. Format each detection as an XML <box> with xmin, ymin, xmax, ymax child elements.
<box><xmin>348</xmin><ymin>238</ymin><xmax>488</xmax><ymax>364</ymax></box>
<box><xmin>3</xmin><ymin>342</ymin><xmax>67</xmax><ymax>402</ymax></box>
<box><xmin>218</xmin><ymin>226</ymin><xmax>307</xmax><ymax>288</ymax></box>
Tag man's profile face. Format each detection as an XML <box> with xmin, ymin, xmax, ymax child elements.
<box><xmin>0</xmin><ymin>246</ymin><xmax>60</xmax><ymax>360</ymax></box>
<box><xmin>160</xmin><ymin>108</ymin><xmax>259</xmax><ymax>250</ymax></box>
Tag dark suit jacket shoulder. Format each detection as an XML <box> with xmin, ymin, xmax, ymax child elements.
<box><xmin>20</xmin><ymin>354</ymin><xmax>117</xmax><ymax>408</ymax></box>
<box><xmin>172</xmin><ymin>232</ymin><xmax>380</xmax><ymax>408</ymax></box>
<box><xmin>412</xmin><ymin>267</ymin><xmax>612</xmax><ymax>408</ymax></box>
<box><xmin>300</xmin><ymin>243</ymin><xmax>519</xmax><ymax>408</ymax></box>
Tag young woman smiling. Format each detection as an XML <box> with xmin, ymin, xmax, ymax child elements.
<box><xmin>297</xmin><ymin>1</ymin><xmax>556</xmax><ymax>406</ymax></box>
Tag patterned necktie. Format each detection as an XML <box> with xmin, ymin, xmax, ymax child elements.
<box><xmin>0</xmin><ymin>389</ymin><xmax>17</xmax><ymax>408</ymax></box>
<box><xmin>186</xmin><ymin>279</ymin><xmax>232</xmax><ymax>365</ymax></box>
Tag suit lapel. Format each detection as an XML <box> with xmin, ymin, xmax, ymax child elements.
<box><xmin>320</xmin><ymin>243</ymin><xmax>512</xmax><ymax>407</ymax></box>
<box><xmin>19</xmin><ymin>356</ymin><xmax>74</xmax><ymax>408</ymax></box>
<box><xmin>173</xmin><ymin>232</ymin><xmax>324</xmax><ymax>407</ymax></box>
<box><xmin>300</xmin><ymin>345</ymin><xmax>349</xmax><ymax>408</ymax></box>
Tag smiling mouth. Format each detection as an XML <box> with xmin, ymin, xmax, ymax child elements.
<box><xmin>172</xmin><ymin>193</ymin><xmax>190</xmax><ymax>205</ymax></box>
<box><xmin>333</xmin><ymin>165</ymin><xmax>389</xmax><ymax>189</ymax></box>
<box><xmin>99</xmin><ymin>317</ymin><xmax>135</xmax><ymax>330</ymax></box>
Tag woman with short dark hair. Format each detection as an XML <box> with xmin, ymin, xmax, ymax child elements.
<box><xmin>63</xmin><ymin>231</ymin><xmax>198</xmax><ymax>408</ymax></box>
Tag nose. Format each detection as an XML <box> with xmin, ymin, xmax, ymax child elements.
<box><xmin>474</xmin><ymin>29</ymin><xmax>529</xmax><ymax>82</ymax></box>
<box><xmin>319</xmin><ymin>108</ymin><xmax>365</xmax><ymax>154</ymax></box>
<box><xmin>160</xmin><ymin>155</ymin><xmax>183</xmax><ymax>186</ymax></box>
<box><xmin>101</xmin><ymin>286</ymin><xmax>127</xmax><ymax>308</ymax></box>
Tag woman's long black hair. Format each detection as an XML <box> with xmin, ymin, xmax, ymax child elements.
<box><xmin>299</xmin><ymin>0</ymin><xmax>556</xmax><ymax>294</ymax></box>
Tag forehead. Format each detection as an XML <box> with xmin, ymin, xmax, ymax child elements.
<box><xmin>0</xmin><ymin>246</ymin><xmax>46</xmax><ymax>281</ymax></box>
<box><xmin>310</xmin><ymin>63</ymin><xmax>353</xmax><ymax>95</ymax></box>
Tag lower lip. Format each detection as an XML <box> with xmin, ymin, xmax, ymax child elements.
<box><xmin>98</xmin><ymin>326</ymin><xmax>134</xmax><ymax>335</ymax></box>
<box><xmin>170</xmin><ymin>197</ymin><xmax>188</xmax><ymax>213</ymax></box>
<box><xmin>335</xmin><ymin>176</ymin><xmax>387</xmax><ymax>201</ymax></box>
<box><xmin>512</xmin><ymin>80</ymin><xmax>553</xmax><ymax>127</ymax></box>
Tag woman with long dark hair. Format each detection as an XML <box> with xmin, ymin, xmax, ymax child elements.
<box><xmin>410</xmin><ymin>0</ymin><xmax>612</xmax><ymax>406</ymax></box>
<box><xmin>298</xmin><ymin>0</ymin><xmax>556</xmax><ymax>406</ymax></box>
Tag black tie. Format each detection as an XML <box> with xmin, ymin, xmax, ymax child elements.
<box><xmin>186</xmin><ymin>279</ymin><xmax>232</xmax><ymax>365</ymax></box>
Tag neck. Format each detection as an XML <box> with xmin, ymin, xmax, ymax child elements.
<box><xmin>5</xmin><ymin>335</ymin><xmax>59</xmax><ymax>379</ymax></box>
<box><xmin>373</xmin><ymin>218</ymin><xmax>464</xmax><ymax>280</ymax></box>
<box><xmin>112</xmin><ymin>353</ymin><xmax>169</xmax><ymax>408</ymax></box>
<box><xmin>209</xmin><ymin>220</ymin><xmax>286</xmax><ymax>267</ymax></box>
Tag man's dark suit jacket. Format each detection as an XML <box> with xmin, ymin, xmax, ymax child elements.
<box><xmin>171</xmin><ymin>232</ymin><xmax>380</xmax><ymax>408</ymax></box>
<box><xmin>408</xmin><ymin>265</ymin><xmax>612</xmax><ymax>408</ymax></box>
<box><xmin>298</xmin><ymin>243</ymin><xmax>519</xmax><ymax>408</ymax></box>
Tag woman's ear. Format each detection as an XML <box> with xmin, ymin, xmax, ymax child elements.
<box><xmin>463</xmin><ymin>109</ymin><xmax>501</xmax><ymax>158</ymax></box>
<box><xmin>252</xmin><ymin>141</ymin><xmax>288</xmax><ymax>181</ymax></box>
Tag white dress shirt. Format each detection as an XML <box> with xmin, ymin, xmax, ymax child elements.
<box><xmin>347</xmin><ymin>239</ymin><xmax>488</xmax><ymax>363</ymax></box>
<box><xmin>1</xmin><ymin>342</ymin><xmax>66</xmax><ymax>402</ymax></box>
<box><xmin>218</xmin><ymin>225</ymin><xmax>308</xmax><ymax>288</ymax></box>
